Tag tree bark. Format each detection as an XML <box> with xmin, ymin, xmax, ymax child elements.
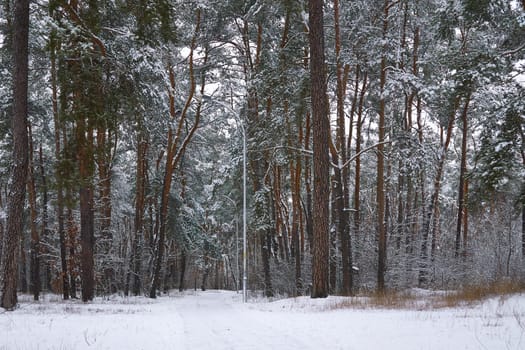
<box><xmin>0</xmin><ymin>190</ymin><xmax>3</xmax><ymax>268</ymax></box>
<box><xmin>304</xmin><ymin>111</ymin><xmax>313</xmax><ymax>250</ymax></box>
<box><xmin>354</xmin><ymin>70</ymin><xmax>368</xmax><ymax>252</ymax></box>
<box><xmin>418</xmin><ymin>98</ymin><xmax>459</xmax><ymax>286</ymax></box>
<box><xmin>334</xmin><ymin>0</ymin><xmax>352</xmax><ymax>295</ymax></box>
<box><xmin>19</xmin><ymin>228</ymin><xmax>27</xmax><ymax>294</ymax></box>
<box><xmin>50</xmin><ymin>28</ymin><xmax>70</xmax><ymax>299</ymax></box>
<box><xmin>455</xmin><ymin>94</ymin><xmax>471</xmax><ymax>258</ymax></box>
<box><xmin>27</xmin><ymin>125</ymin><xmax>40</xmax><ymax>300</ymax></box>
<box><xmin>377</xmin><ymin>0</ymin><xmax>390</xmax><ymax>294</ymax></box>
<box><xmin>150</xmin><ymin>10</ymin><xmax>203</xmax><ymax>298</ymax></box>
<box><xmin>96</xmin><ymin>128</ymin><xmax>115</xmax><ymax>294</ymax></box>
<box><xmin>522</xmin><ymin>203</ymin><xmax>525</xmax><ymax>260</ymax></box>
<box><xmin>309</xmin><ymin>0</ymin><xmax>330</xmax><ymax>298</ymax></box>
<box><xmin>130</xmin><ymin>131</ymin><xmax>148</xmax><ymax>296</ymax></box>
<box><xmin>38</xmin><ymin>144</ymin><xmax>50</xmax><ymax>294</ymax></box>
<box><xmin>178</xmin><ymin>249</ymin><xmax>187</xmax><ymax>292</ymax></box>
<box><xmin>78</xmin><ymin>121</ymin><xmax>95</xmax><ymax>302</ymax></box>
<box><xmin>1</xmin><ymin>0</ymin><xmax>30</xmax><ymax>310</ymax></box>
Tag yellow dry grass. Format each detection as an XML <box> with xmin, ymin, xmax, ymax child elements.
<box><xmin>324</xmin><ymin>280</ymin><xmax>525</xmax><ymax>311</ymax></box>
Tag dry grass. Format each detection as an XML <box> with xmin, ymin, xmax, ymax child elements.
<box><xmin>438</xmin><ymin>280</ymin><xmax>525</xmax><ymax>308</ymax></box>
<box><xmin>325</xmin><ymin>290</ymin><xmax>428</xmax><ymax>311</ymax></box>
<box><xmin>326</xmin><ymin>280</ymin><xmax>525</xmax><ymax>311</ymax></box>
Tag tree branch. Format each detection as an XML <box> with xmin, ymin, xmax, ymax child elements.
<box><xmin>331</xmin><ymin>140</ymin><xmax>392</xmax><ymax>170</ymax></box>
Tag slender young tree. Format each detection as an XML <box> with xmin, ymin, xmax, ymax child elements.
<box><xmin>309</xmin><ymin>0</ymin><xmax>330</xmax><ymax>299</ymax></box>
<box><xmin>1</xmin><ymin>0</ymin><xmax>30</xmax><ymax>310</ymax></box>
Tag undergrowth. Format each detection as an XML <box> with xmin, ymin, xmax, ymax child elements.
<box><xmin>327</xmin><ymin>280</ymin><xmax>525</xmax><ymax>311</ymax></box>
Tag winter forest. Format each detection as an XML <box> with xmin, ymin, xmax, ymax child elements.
<box><xmin>0</xmin><ymin>0</ymin><xmax>524</xmax><ymax>313</ymax></box>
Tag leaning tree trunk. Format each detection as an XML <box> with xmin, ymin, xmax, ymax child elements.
<box><xmin>1</xmin><ymin>0</ymin><xmax>30</xmax><ymax>310</ymax></box>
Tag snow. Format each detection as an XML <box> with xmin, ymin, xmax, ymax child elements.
<box><xmin>1</xmin><ymin>290</ymin><xmax>524</xmax><ymax>350</ymax></box>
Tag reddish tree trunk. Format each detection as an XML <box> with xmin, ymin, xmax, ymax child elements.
<box><xmin>78</xmin><ymin>121</ymin><xmax>95</xmax><ymax>302</ymax></box>
<box><xmin>455</xmin><ymin>94</ymin><xmax>471</xmax><ymax>258</ymax></box>
<box><xmin>309</xmin><ymin>0</ymin><xmax>330</xmax><ymax>298</ymax></box>
<box><xmin>377</xmin><ymin>0</ymin><xmax>391</xmax><ymax>294</ymax></box>
<box><xmin>1</xmin><ymin>0</ymin><xmax>30</xmax><ymax>310</ymax></box>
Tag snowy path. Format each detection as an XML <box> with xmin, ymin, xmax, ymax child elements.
<box><xmin>175</xmin><ymin>291</ymin><xmax>312</xmax><ymax>350</ymax></box>
<box><xmin>1</xmin><ymin>290</ymin><xmax>525</xmax><ymax>349</ymax></box>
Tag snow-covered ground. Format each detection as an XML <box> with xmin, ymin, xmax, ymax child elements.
<box><xmin>1</xmin><ymin>290</ymin><xmax>524</xmax><ymax>350</ymax></box>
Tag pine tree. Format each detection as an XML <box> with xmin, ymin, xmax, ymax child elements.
<box><xmin>1</xmin><ymin>0</ymin><xmax>30</xmax><ymax>310</ymax></box>
<box><xmin>309</xmin><ymin>0</ymin><xmax>329</xmax><ymax>299</ymax></box>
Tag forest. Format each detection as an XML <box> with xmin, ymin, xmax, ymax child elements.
<box><xmin>0</xmin><ymin>0</ymin><xmax>524</xmax><ymax>310</ymax></box>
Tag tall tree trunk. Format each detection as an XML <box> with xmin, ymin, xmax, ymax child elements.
<box><xmin>455</xmin><ymin>94</ymin><xmax>471</xmax><ymax>258</ymax></box>
<box><xmin>38</xmin><ymin>144</ymin><xmax>50</xmax><ymax>293</ymax></box>
<box><xmin>395</xmin><ymin>1</ymin><xmax>409</xmax><ymax>253</ymax></box>
<box><xmin>78</xmin><ymin>121</ymin><xmax>95</xmax><ymax>302</ymax></box>
<box><xmin>304</xmin><ymin>111</ymin><xmax>313</xmax><ymax>249</ymax></box>
<box><xmin>285</xmin><ymin>98</ymin><xmax>302</xmax><ymax>295</ymax></box>
<box><xmin>66</xmin><ymin>205</ymin><xmax>77</xmax><ymax>298</ymax></box>
<box><xmin>96</xmin><ymin>128</ymin><xmax>114</xmax><ymax>293</ymax></box>
<box><xmin>404</xmin><ymin>19</ymin><xmax>420</xmax><ymax>256</ymax></box>
<box><xmin>354</xmin><ymin>70</ymin><xmax>368</xmax><ymax>255</ymax></box>
<box><xmin>273</xmin><ymin>168</ymin><xmax>290</xmax><ymax>262</ymax></box>
<box><xmin>377</xmin><ymin>0</ymin><xmax>391</xmax><ymax>294</ymax></box>
<box><xmin>150</xmin><ymin>10</ymin><xmax>203</xmax><ymax>297</ymax></box>
<box><xmin>462</xmin><ymin>179</ymin><xmax>469</xmax><ymax>259</ymax></box>
<box><xmin>178</xmin><ymin>249</ymin><xmax>187</xmax><ymax>292</ymax></box>
<box><xmin>27</xmin><ymin>124</ymin><xmax>40</xmax><ymax>300</ymax></box>
<box><xmin>260</xmin><ymin>212</ymin><xmax>274</xmax><ymax>298</ymax></box>
<box><xmin>309</xmin><ymin>0</ymin><xmax>330</xmax><ymax>298</ymax></box>
<box><xmin>329</xmin><ymin>185</ymin><xmax>337</xmax><ymax>294</ymax></box>
<box><xmin>259</xmin><ymin>117</ymin><xmax>274</xmax><ymax>298</ymax></box>
<box><xmin>130</xmin><ymin>130</ymin><xmax>147</xmax><ymax>296</ymax></box>
<box><xmin>334</xmin><ymin>0</ymin><xmax>352</xmax><ymax>295</ymax></box>
<box><xmin>516</xmin><ymin>111</ymin><xmax>525</xmax><ymax>260</ymax></box>
<box><xmin>0</xmin><ymin>189</ymin><xmax>3</xmax><ymax>268</ymax></box>
<box><xmin>522</xmin><ymin>202</ymin><xmax>525</xmax><ymax>260</ymax></box>
<box><xmin>1</xmin><ymin>0</ymin><xmax>30</xmax><ymax>310</ymax></box>
<box><xmin>303</xmin><ymin>37</ymin><xmax>313</xmax><ymax>252</ymax></box>
<box><xmin>50</xmin><ymin>29</ymin><xmax>70</xmax><ymax>300</ymax></box>
<box><xmin>19</xmin><ymin>232</ymin><xmax>28</xmax><ymax>294</ymax></box>
<box><xmin>418</xmin><ymin>98</ymin><xmax>459</xmax><ymax>286</ymax></box>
